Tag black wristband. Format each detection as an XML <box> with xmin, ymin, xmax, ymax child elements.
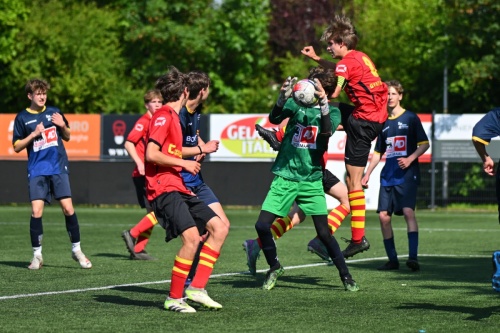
<box><xmin>198</xmin><ymin>145</ymin><xmax>203</xmax><ymax>154</ymax></box>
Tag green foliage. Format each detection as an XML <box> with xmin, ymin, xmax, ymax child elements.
<box><xmin>450</xmin><ymin>164</ymin><xmax>486</xmax><ymax>197</ymax></box>
<box><xmin>0</xmin><ymin>0</ymin><xmax>28</xmax><ymax>64</ymax></box>
<box><xmin>2</xmin><ymin>0</ymin><xmax>142</xmax><ymax>114</ymax></box>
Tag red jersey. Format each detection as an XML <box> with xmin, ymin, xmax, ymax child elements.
<box><xmin>126</xmin><ymin>112</ymin><xmax>152</xmax><ymax>177</ymax></box>
<box><xmin>145</xmin><ymin>105</ymin><xmax>191</xmax><ymax>201</ymax></box>
<box><xmin>335</xmin><ymin>50</ymin><xmax>388</xmax><ymax>123</ymax></box>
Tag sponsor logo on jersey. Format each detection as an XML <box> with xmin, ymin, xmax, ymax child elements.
<box><xmin>292</xmin><ymin>124</ymin><xmax>318</xmax><ymax>149</ymax></box>
<box><xmin>398</xmin><ymin>121</ymin><xmax>409</xmax><ymax>129</ymax></box>
<box><xmin>336</xmin><ymin>64</ymin><xmax>347</xmax><ymax>73</ymax></box>
<box><xmin>33</xmin><ymin>126</ymin><xmax>59</xmax><ymax>152</ymax></box>
<box><xmin>385</xmin><ymin>135</ymin><xmax>407</xmax><ymax>157</ymax></box>
<box><xmin>134</xmin><ymin>124</ymin><xmax>144</xmax><ymax>131</ymax></box>
<box><xmin>154</xmin><ymin>117</ymin><xmax>166</xmax><ymax>127</ymax></box>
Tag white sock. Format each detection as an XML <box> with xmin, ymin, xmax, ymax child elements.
<box><xmin>33</xmin><ymin>246</ymin><xmax>42</xmax><ymax>256</ymax></box>
<box><xmin>72</xmin><ymin>242</ymin><xmax>81</xmax><ymax>253</ymax></box>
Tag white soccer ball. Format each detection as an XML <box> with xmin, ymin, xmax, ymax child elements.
<box><xmin>292</xmin><ymin>79</ymin><xmax>318</xmax><ymax>107</ymax></box>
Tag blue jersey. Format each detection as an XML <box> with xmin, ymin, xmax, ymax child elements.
<box><xmin>375</xmin><ymin>110</ymin><xmax>429</xmax><ymax>187</ymax></box>
<box><xmin>179</xmin><ymin>106</ymin><xmax>203</xmax><ymax>187</ymax></box>
<box><xmin>472</xmin><ymin>108</ymin><xmax>500</xmax><ymax>144</ymax></box>
<box><xmin>12</xmin><ymin>106</ymin><xmax>70</xmax><ymax>179</ymax></box>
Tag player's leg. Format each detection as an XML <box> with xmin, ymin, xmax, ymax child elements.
<box><xmin>255</xmin><ymin>177</ymin><xmax>297</xmax><ymax>289</ymax></box>
<box><xmin>53</xmin><ymin>174</ymin><xmax>92</xmax><ymax>269</ymax></box>
<box><xmin>308</xmin><ymin>170</ymin><xmax>350</xmax><ymax>261</ymax></box>
<box><xmin>27</xmin><ymin>176</ymin><xmax>48</xmax><ymax>269</ymax></box>
<box><xmin>186</xmin><ymin>184</ymin><xmax>229</xmax><ymax>285</ymax></box>
<box><xmin>398</xmin><ymin>181</ymin><xmax>420</xmax><ymax>271</ymax></box>
<box><xmin>342</xmin><ymin>116</ymin><xmax>383</xmax><ymax>258</ymax></box>
<box><xmin>376</xmin><ymin>186</ymin><xmax>399</xmax><ymax>270</ymax></box>
<box><xmin>122</xmin><ymin>176</ymin><xmax>157</xmax><ymax>260</ymax></box>
<box><xmin>184</xmin><ymin>195</ymin><xmax>228</xmax><ymax>309</ymax></box>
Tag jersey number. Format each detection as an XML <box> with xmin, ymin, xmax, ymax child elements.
<box><xmin>362</xmin><ymin>56</ymin><xmax>380</xmax><ymax>78</ymax></box>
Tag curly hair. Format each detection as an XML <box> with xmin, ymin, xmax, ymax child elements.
<box><xmin>25</xmin><ymin>78</ymin><xmax>50</xmax><ymax>94</ymax></box>
<box><xmin>308</xmin><ymin>66</ymin><xmax>338</xmax><ymax>97</ymax></box>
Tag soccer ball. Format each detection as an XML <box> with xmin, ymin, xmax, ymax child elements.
<box><xmin>292</xmin><ymin>79</ymin><xmax>318</xmax><ymax>107</ymax></box>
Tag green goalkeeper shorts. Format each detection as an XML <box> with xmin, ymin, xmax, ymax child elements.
<box><xmin>261</xmin><ymin>175</ymin><xmax>327</xmax><ymax>217</ymax></box>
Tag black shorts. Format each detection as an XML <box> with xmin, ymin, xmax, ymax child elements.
<box><xmin>132</xmin><ymin>176</ymin><xmax>151</xmax><ymax>209</ymax></box>
<box><xmin>344</xmin><ymin>114</ymin><xmax>384</xmax><ymax>167</ymax></box>
<box><xmin>151</xmin><ymin>191</ymin><xmax>217</xmax><ymax>242</ymax></box>
<box><xmin>377</xmin><ymin>181</ymin><xmax>417</xmax><ymax>216</ymax></box>
<box><xmin>322</xmin><ymin>169</ymin><xmax>341</xmax><ymax>192</ymax></box>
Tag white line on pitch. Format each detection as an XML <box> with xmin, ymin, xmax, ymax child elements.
<box><xmin>0</xmin><ymin>254</ymin><xmax>491</xmax><ymax>301</ymax></box>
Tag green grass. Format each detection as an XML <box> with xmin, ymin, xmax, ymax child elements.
<box><xmin>1</xmin><ymin>206</ymin><xmax>500</xmax><ymax>332</ymax></box>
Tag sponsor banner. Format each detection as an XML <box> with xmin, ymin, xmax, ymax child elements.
<box><xmin>101</xmin><ymin>115</ymin><xmax>140</xmax><ymax>159</ymax></box>
<box><xmin>209</xmin><ymin>113</ymin><xmax>432</xmax><ymax>163</ymax></box>
<box><xmin>64</xmin><ymin>114</ymin><xmax>101</xmax><ymax>160</ymax></box>
<box><xmin>0</xmin><ymin>113</ymin><xmax>100</xmax><ymax>160</ymax></box>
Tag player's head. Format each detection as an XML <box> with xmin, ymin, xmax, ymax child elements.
<box><xmin>143</xmin><ymin>89</ymin><xmax>163</xmax><ymax>114</ymax></box>
<box><xmin>187</xmin><ymin>71</ymin><xmax>211</xmax><ymax>102</ymax></box>
<box><xmin>385</xmin><ymin>80</ymin><xmax>404</xmax><ymax>109</ymax></box>
<box><xmin>308</xmin><ymin>66</ymin><xmax>337</xmax><ymax>97</ymax></box>
<box><xmin>25</xmin><ymin>78</ymin><xmax>50</xmax><ymax>108</ymax></box>
<box><xmin>321</xmin><ymin>15</ymin><xmax>358</xmax><ymax>50</ymax></box>
<box><xmin>155</xmin><ymin>66</ymin><xmax>189</xmax><ymax>104</ymax></box>
<box><xmin>25</xmin><ymin>78</ymin><xmax>50</xmax><ymax>95</ymax></box>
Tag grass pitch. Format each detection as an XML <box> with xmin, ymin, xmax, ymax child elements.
<box><xmin>1</xmin><ymin>206</ymin><xmax>500</xmax><ymax>332</ymax></box>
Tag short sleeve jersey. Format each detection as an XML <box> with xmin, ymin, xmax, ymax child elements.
<box><xmin>269</xmin><ymin>99</ymin><xmax>341</xmax><ymax>182</ymax></box>
<box><xmin>374</xmin><ymin>110</ymin><xmax>429</xmax><ymax>186</ymax></box>
<box><xmin>126</xmin><ymin>112</ymin><xmax>152</xmax><ymax>177</ymax></box>
<box><xmin>12</xmin><ymin>106</ymin><xmax>70</xmax><ymax>179</ymax></box>
<box><xmin>179</xmin><ymin>106</ymin><xmax>203</xmax><ymax>187</ymax></box>
<box><xmin>335</xmin><ymin>50</ymin><xmax>388</xmax><ymax>123</ymax></box>
<box><xmin>472</xmin><ymin>108</ymin><xmax>500</xmax><ymax>145</ymax></box>
<box><xmin>145</xmin><ymin>105</ymin><xmax>191</xmax><ymax>201</ymax></box>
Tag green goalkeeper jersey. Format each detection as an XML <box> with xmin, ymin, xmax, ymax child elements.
<box><xmin>269</xmin><ymin>99</ymin><xmax>341</xmax><ymax>182</ymax></box>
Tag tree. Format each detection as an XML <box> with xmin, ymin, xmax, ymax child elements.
<box><xmin>1</xmin><ymin>0</ymin><xmax>141</xmax><ymax>114</ymax></box>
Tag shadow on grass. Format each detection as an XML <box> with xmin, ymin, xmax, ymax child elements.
<box><xmin>0</xmin><ymin>261</ymin><xmax>30</xmax><ymax>268</ymax></box>
<box><xmin>396</xmin><ymin>302</ymin><xmax>500</xmax><ymax>321</ymax></box>
<box><xmin>93</xmin><ymin>294</ymin><xmax>161</xmax><ymax>309</ymax></box>
<box><xmin>93</xmin><ymin>252</ymin><xmax>130</xmax><ymax>259</ymax></box>
<box><xmin>350</xmin><ymin>256</ymin><xmax>493</xmax><ymax>284</ymax></box>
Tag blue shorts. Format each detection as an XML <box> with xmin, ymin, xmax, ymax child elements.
<box><xmin>187</xmin><ymin>183</ymin><xmax>219</xmax><ymax>206</ymax></box>
<box><xmin>132</xmin><ymin>176</ymin><xmax>151</xmax><ymax>209</ymax></box>
<box><xmin>377</xmin><ymin>180</ymin><xmax>417</xmax><ymax>216</ymax></box>
<box><xmin>28</xmin><ymin>174</ymin><xmax>72</xmax><ymax>203</ymax></box>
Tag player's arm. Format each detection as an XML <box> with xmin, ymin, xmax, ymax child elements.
<box><xmin>146</xmin><ymin>141</ymin><xmax>201</xmax><ymax>175</ymax></box>
<box><xmin>13</xmin><ymin>122</ymin><xmax>45</xmax><ymax>153</ymax></box>
<box><xmin>397</xmin><ymin>142</ymin><xmax>430</xmax><ymax>169</ymax></box>
<box><xmin>124</xmin><ymin>141</ymin><xmax>145</xmax><ymax>175</ymax></box>
<box><xmin>51</xmin><ymin>112</ymin><xmax>70</xmax><ymax>141</ymax></box>
<box><xmin>361</xmin><ymin>152</ymin><xmax>382</xmax><ymax>189</ymax></box>
<box><xmin>301</xmin><ymin>46</ymin><xmax>336</xmax><ymax>69</ymax></box>
<box><xmin>472</xmin><ymin>139</ymin><xmax>495</xmax><ymax>176</ymax></box>
<box><xmin>182</xmin><ymin>140</ymin><xmax>220</xmax><ymax>158</ymax></box>
<box><xmin>331</xmin><ymin>77</ymin><xmax>346</xmax><ymax>99</ymax></box>
<box><xmin>314</xmin><ymin>78</ymin><xmax>332</xmax><ymax>136</ymax></box>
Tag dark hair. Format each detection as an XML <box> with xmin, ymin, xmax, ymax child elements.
<box><xmin>25</xmin><ymin>78</ymin><xmax>50</xmax><ymax>94</ymax></box>
<box><xmin>187</xmin><ymin>71</ymin><xmax>210</xmax><ymax>100</ymax></box>
<box><xmin>321</xmin><ymin>15</ymin><xmax>358</xmax><ymax>50</ymax></box>
<box><xmin>385</xmin><ymin>80</ymin><xmax>404</xmax><ymax>95</ymax></box>
<box><xmin>143</xmin><ymin>89</ymin><xmax>163</xmax><ymax>104</ymax></box>
<box><xmin>308</xmin><ymin>66</ymin><xmax>337</xmax><ymax>97</ymax></box>
<box><xmin>154</xmin><ymin>66</ymin><xmax>189</xmax><ymax>103</ymax></box>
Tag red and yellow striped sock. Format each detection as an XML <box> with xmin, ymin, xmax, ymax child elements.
<box><xmin>328</xmin><ymin>204</ymin><xmax>349</xmax><ymax>235</ymax></box>
<box><xmin>349</xmin><ymin>190</ymin><xmax>366</xmax><ymax>242</ymax></box>
<box><xmin>131</xmin><ymin>212</ymin><xmax>158</xmax><ymax>252</ymax></box>
<box><xmin>190</xmin><ymin>243</ymin><xmax>220</xmax><ymax>289</ymax></box>
<box><xmin>271</xmin><ymin>216</ymin><xmax>293</xmax><ymax>240</ymax></box>
<box><xmin>170</xmin><ymin>256</ymin><xmax>192</xmax><ymax>299</ymax></box>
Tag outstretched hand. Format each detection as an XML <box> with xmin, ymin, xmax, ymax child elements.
<box><xmin>277</xmin><ymin>76</ymin><xmax>297</xmax><ymax>107</ymax></box>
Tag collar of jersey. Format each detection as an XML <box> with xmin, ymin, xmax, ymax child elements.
<box><xmin>26</xmin><ymin>106</ymin><xmax>46</xmax><ymax>114</ymax></box>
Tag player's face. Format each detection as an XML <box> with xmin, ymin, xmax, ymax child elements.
<box><xmin>28</xmin><ymin>90</ymin><xmax>47</xmax><ymax>109</ymax></box>
<box><xmin>326</xmin><ymin>40</ymin><xmax>343</xmax><ymax>59</ymax></box>
<box><xmin>387</xmin><ymin>87</ymin><xmax>402</xmax><ymax>109</ymax></box>
<box><xmin>145</xmin><ymin>98</ymin><xmax>163</xmax><ymax>114</ymax></box>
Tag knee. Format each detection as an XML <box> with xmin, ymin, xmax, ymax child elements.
<box><xmin>255</xmin><ymin>220</ymin><xmax>271</xmax><ymax>235</ymax></box>
<box><xmin>207</xmin><ymin>217</ymin><xmax>229</xmax><ymax>240</ymax></box>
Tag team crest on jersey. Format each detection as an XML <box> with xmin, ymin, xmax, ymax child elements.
<box><xmin>398</xmin><ymin>122</ymin><xmax>409</xmax><ymax>129</ymax></box>
<box><xmin>154</xmin><ymin>117</ymin><xmax>166</xmax><ymax>126</ymax></box>
<box><xmin>46</xmin><ymin>114</ymin><xmax>52</xmax><ymax>121</ymax></box>
<box><xmin>292</xmin><ymin>125</ymin><xmax>318</xmax><ymax>149</ymax></box>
